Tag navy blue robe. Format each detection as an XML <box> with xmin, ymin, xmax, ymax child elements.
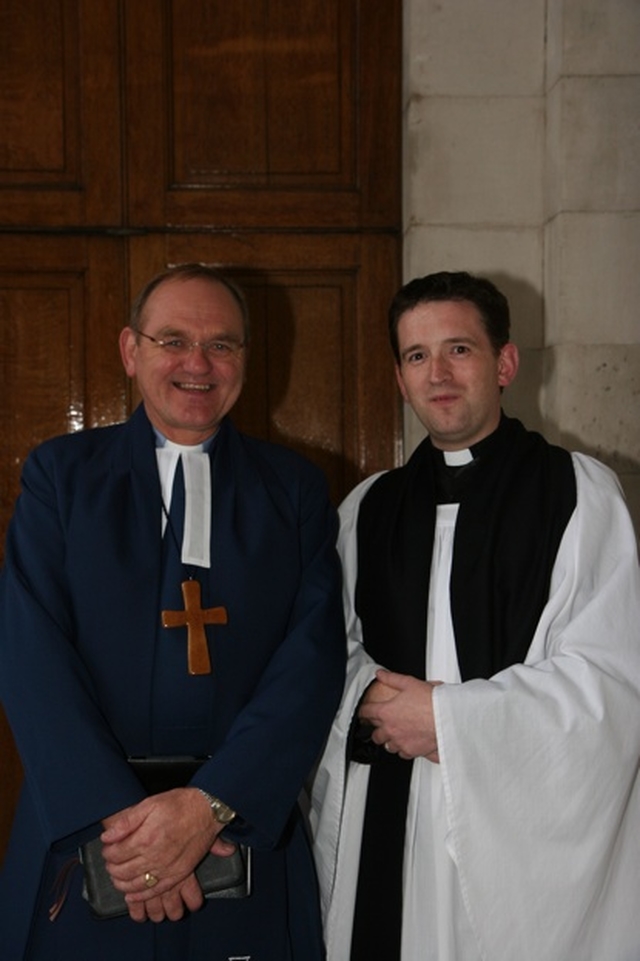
<box><xmin>0</xmin><ymin>406</ymin><xmax>345</xmax><ymax>960</ymax></box>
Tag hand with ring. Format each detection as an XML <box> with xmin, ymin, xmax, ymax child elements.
<box><xmin>100</xmin><ymin>788</ymin><xmax>226</xmax><ymax>921</ymax></box>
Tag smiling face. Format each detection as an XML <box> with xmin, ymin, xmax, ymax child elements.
<box><xmin>394</xmin><ymin>298</ymin><xmax>519</xmax><ymax>450</ymax></box>
<box><xmin>119</xmin><ymin>276</ymin><xmax>247</xmax><ymax>444</ymax></box>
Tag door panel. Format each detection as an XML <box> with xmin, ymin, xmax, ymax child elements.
<box><xmin>168</xmin><ymin>1</ymin><xmax>350</xmax><ymax>185</ymax></box>
<box><xmin>125</xmin><ymin>0</ymin><xmax>400</xmax><ymax>228</ymax></box>
<box><xmin>0</xmin><ymin>234</ymin><xmax>127</xmax><ymax>555</ymax></box>
<box><xmin>0</xmin><ymin>0</ymin><xmax>122</xmax><ymax>226</ymax></box>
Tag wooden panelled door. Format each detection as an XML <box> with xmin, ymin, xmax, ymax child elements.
<box><xmin>0</xmin><ymin>0</ymin><xmax>402</xmax><ymax>859</ymax></box>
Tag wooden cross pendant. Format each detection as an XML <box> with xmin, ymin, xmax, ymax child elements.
<box><xmin>162</xmin><ymin>580</ymin><xmax>228</xmax><ymax>675</ymax></box>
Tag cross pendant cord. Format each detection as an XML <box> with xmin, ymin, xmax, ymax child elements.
<box><xmin>160</xmin><ymin>492</ymin><xmax>228</xmax><ymax>676</ymax></box>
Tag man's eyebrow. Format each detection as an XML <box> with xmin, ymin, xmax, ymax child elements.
<box><xmin>154</xmin><ymin>327</ymin><xmax>240</xmax><ymax>342</ymax></box>
<box><xmin>442</xmin><ymin>335</ymin><xmax>478</xmax><ymax>346</ymax></box>
<box><xmin>400</xmin><ymin>342</ymin><xmax>425</xmax><ymax>359</ymax></box>
<box><xmin>400</xmin><ymin>336</ymin><xmax>478</xmax><ymax>359</ymax></box>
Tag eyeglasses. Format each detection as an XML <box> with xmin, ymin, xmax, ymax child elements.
<box><xmin>135</xmin><ymin>329</ymin><xmax>246</xmax><ymax>360</ymax></box>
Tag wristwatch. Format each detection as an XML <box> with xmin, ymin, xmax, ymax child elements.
<box><xmin>196</xmin><ymin>788</ymin><xmax>236</xmax><ymax>824</ymax></box>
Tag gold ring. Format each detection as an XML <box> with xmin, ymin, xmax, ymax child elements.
<box><xmin>144</xmin><ymin>871</ymin><xmax>159</xmax><ymax>888</ymax></box>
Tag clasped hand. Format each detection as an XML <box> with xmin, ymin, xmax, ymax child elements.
<box><xmin>100</xmin><ymin>787</ymin><xmax>236</xmax><ymax>923</ymax></box>
<box><xmin>358</xmin><ymin>668</ymin><xmax>442</xmax><ymax>762</ymax></box>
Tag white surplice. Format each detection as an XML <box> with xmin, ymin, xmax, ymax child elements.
<box><xmin>311</xmin><ymin>453</ymin><xmax>640</xmax><ymax>961</ymax></box>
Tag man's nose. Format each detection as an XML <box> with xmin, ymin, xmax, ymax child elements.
<box><xmin>429</xmin><ymin>354</ymin><xmax>451</xmax><ymax>382</ymax></box>
<box><xmin>182</xmin><ymin>343</ymin><xmax>213</xmax><ymax>371</ymax></box>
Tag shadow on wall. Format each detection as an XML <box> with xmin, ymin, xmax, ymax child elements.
<box><xmin>492</xmin><ymin>271</ymin><xmax>639</xmax><ymax>537</ymax></box>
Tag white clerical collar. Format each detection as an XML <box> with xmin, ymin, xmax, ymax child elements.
<box><xmin>443</xmin><ymin>448</ymin><xmax>474</xmax><ymax>467</ymax></box>
<box><xmin>155</xmin><ymin>438</ymin><xmax>212</xmax><ymax>569</ymax></box>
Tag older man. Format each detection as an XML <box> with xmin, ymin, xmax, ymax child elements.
<box><xmin>0</xmin><ymin>263</ymin><xmax>345</xmax><ymax>960</ymax></box>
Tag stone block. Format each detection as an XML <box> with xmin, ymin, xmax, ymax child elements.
<box><xmin>545</xmin><ymin>213</ymin><xmax>640</xmax><ymax>344</ymax></box>
<box><xmin>405</xmin><ymin>0</ymin><xmax>544</xmax><ymax>97</ymax></box>
<box><xmin>407</xmin><ymin>96</ymin><xmax>544</xmax><ymax>226</ymax></box>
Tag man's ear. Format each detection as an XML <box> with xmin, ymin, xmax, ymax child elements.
<box><xmin>119</xmin><ymin>327</ymin><xmax>137</xmax><ymax>377</ymax></box>
<box><xmin>497</xmin><ymin>342</ymin><xmax>519</xmax><ymax>388</ymax></box>
<box><xmin>395</xmin><ymin>363</ymin><xmax>410</xmax><ymax>403</ymax></box>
